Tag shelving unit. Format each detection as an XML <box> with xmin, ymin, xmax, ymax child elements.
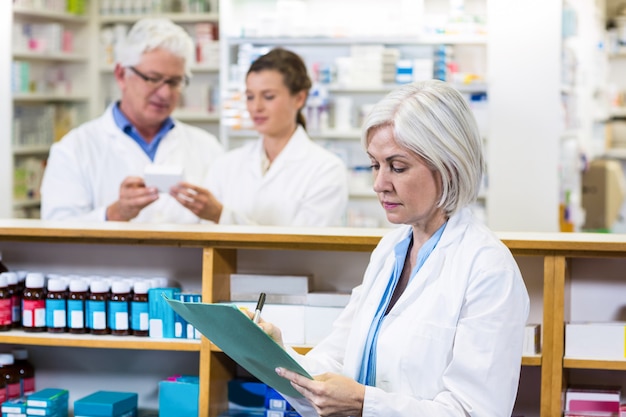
<box><xmin>219</xmin><ymin>0</ymin><xmax>489</xmax><ymax>228</ymax></box>
<box><xmin>1</xmin><ymin>220</ymin><xmax>624</xmax><ymax>416</ymax></box>
<box><xmin>10</xmin><ymin>3</ymin><xmax>93</xmax><ymax>219</ymax></box>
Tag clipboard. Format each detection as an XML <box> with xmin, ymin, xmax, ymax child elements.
<box><xmin>164</xmin><ymin>297</ymin><xmax>312</xmax><ymax>398</ymax></box>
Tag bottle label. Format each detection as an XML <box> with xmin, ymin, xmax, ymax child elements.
<box><xmin>131</xmin><ymin>301</ymin><xmax>148</xmax><ymax>331</ymax></box>
<box><xmin>67</xmin><ymin>299</ymin><xmax>85</xmax><ymax>329</ymax></box>
<box><xmin>0</xmin><ymin>298</ymin><xmax>12</xmax><ymax>326</ymax></box>
<box><xmin>7</xmin><ymin>382</ymin><xmax>20</xmax><ymax>399</ymax></box>
<box><xmin>108</xmin><ymin>301</ymin><xmax>129</xmax><ymax>331</ymax></box>
<box><xmin>0</xmin><ymin>386</ymin><xmax>6</xmax><ymax>404</ymax></box>
<box><xmin>86</xmin><ymin>300</ymin><xmax>106</xmax><ymax>330</ymax></box>
<box><xmin>22</xmin><ymin>300</ymin><xmax>46</xmax><ymax>328</ymax></box>
<box><xmin>45</xmin><ymin>299</ymin><xmax>67</xmax><ymax>328</ymax></box>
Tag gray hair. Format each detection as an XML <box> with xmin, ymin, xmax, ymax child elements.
<box><xmin>115</xmin><ymin>18</ymin><xmax>194</xmax><ymax>78</ymax></box>
<box><xmin>361</xmin><ymin>79</ymin><xmax>484</xmax><ymax>216</ymax></box>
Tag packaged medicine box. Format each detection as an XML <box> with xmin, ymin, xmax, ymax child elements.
<box><xmin>565</xmin><ymin>322</ymin><xmax>626</xmax><ymax>360</ymax></box>
<box><xmin>73</xmin><ymin>391</ymin><xmax>137</xmax><ymax>417</ymax></box>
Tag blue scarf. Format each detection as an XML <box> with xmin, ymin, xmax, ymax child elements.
<box><xmin>357</xmin><ymin>222</ymin><xmax>447</xmax><ymax>386</ymax></box>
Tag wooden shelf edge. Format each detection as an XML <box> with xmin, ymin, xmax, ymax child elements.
<box><xmin>0</xmin><ymin>331</ymin><xmax>201</xmax><ymax>351</ymax></box>
<box><xmin>564</xmin><ymin>357</ymin><xmax>626</xmax><ymax>370</ymax></box>
<box><xmin>522</xmin><ymin>355</ymin><xmax>542</xmax><ymax>366</ymax></box>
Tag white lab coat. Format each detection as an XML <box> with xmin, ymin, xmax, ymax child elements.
<box><xmin>285</xmin><ymin>207</ymin><xmax>530</xmax><ymax>417</ymax></box>
<box><xmin>40</xmin><ymin>105</ymin><xmax>224</xmax><ymax>223</ymax></box>
<box><xmin>205</xmin><ymin>125</ymin><xmax>348</xmax><ymax>226</ymax></box>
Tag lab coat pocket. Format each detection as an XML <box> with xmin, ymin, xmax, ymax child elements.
<box><xmin>395</xmin><ymin>321</ymin><xmax>456</xmax><ymax>397</ymax></box>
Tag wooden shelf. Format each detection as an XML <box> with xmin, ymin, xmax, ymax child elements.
<box><xmin>522</xmin><ymin>355</ymin><xmax>542</xmax><ymax>367</ymax></box>
<box><xmin>564</xmin><ymin>358</ymin><xmax>626</xmax><ymax>371</ymax></box>
<box><xmin>0</xmin><ymin>330</ymin><xmax>200</xmax><ymax>351</ymax></box>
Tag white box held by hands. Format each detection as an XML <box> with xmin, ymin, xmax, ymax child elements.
<box><xmin>144</xmin><ymin>165</ymin><xmax>184</xmax><ymax>193</ymax></box>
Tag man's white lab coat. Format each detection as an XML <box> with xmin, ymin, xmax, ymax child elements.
<box><xmin>40</xmin><ymin>105</ymin><xmax>223</xmax><ymax>223</ymax></box>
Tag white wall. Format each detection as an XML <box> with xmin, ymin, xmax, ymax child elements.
<box><xmin>487</xmin><ymin>0</ymin><xmax>562</xmax><ymax>232</ymax></box>
<box><xmin>0</xmin><ymin>2</ymin><xmax>12</xmax><ymax>219</ymax></box>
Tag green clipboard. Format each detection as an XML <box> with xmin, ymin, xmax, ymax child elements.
<box><xmin>164</xmin><ymin>296</ymin><xmax>312</xmax><ymax>398</ymax></box>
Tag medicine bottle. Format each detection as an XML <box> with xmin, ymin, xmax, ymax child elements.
<box><xmin>0</xmin><ymin>354</ymin><xmax>21</xmax><ymax>400</ymax></box>
<box><xmin>87</xmin><ymin>280</ymin><xmax>109</xmax><ymax>335</ymax></box>
<box><xmin>0</xmin><ymin>252</ymin><xmax>9</xmax><ymax>274</ymax></box>
<box><xmin>22</xmin><ymin>272</ymin><xmax>46</xmax><ymax>332</ymax></box>
<box><xmin>67</xmin><ymin>279</ymin><xmax>88</xmax><ymax>334</ymax></box>
<box><xmin>131</xmin><ymin>280</ymin><xmax>150</xmax><ymax>337</ymax></box>
<box><xmin>109</xmin><ymin>281</ymin><xmax>130</xmax><ymax>336</ymax></box>
<box><xmin>11</xmin><ymin>349</ymin><xmax>34</xmax><ymax>397</ymax></box>
<box><xmin>4</xmin><ymin>272</ymin><xmax>21</xmax><ymax>328</ymax></box>
<box><xmin>45</xmin><ymin>278</ymin><xmax>67</xmax><ymax>333</ymax></box>
<box><xmin>0</xmin><ymin>274</ymin><xmax>13</xmax><ymax>331</ymax></box>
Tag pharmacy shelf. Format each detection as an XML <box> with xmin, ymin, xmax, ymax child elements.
<box><xmin>13</xmin><ymin>144</ymin><xmax>51</xmax><ymax>156</ymax></box>
<box><xmin>98</xmin><ymin>12</ymin><xmax>218</xmax><ymax>24</ymax></box>
<box><xmin>226</xmin><ymin>34</ymin><xmax>488</xmax><ymax>46</ymax></box>
<box><xmin>563</xmin><ymin>358</ymin><xmax>626</xmax><ymax>371</ymax></box>
<box><xmin>173</xmin><ymin>110</ymin><xmax>220</xmax><ymax>123</ymax></box>
<box><xmin>12</xmin><ymin>199</ymin><xmax>41</xmax><ymax>209</ymax></box>
<box><xmin>13</xmin><ymin>7</ymin><xmax>88</xmax><ymax>23</ymax></box>
<box><xmin>312</xmin><ymin>129</ymin><xmax>361</xmax><ymax>140</ymax></box>
<box><xmin>609</xmin><ymin>107</ymin><xmax>626</xmax><ymax>118</ymax></box>
<box><xmin>13</xmin><ymin>50</ymin><xmax>88</xmax><ymax>63</ymax></box>
<box><xmin>99</xmin><ymin>63</ymin><xmax>220</xmax><ymax>73</ymax></box>
<box><xmin>522</xmin><ymin>355</ymin><xmax>542</xmax><ymax>367</ymax></box>
<box><xmin>349</xmin><ymin>190</ymin><xmax>377</xmax><ymax>199</ymax></box>
<box><xmin>604</xmin><ymin>148</ymin><xmax>626</xmax><ymax>159</ymax></box>
<box><xmin>327</xmin><ymin>82</ymin><xmax>487</xmax><ymax>94</ymax></box>
<box><xmin>13</xmin><ymin>93</ymin><xmax>89</xmax><ymax>102</ymax></box>
<box><xmin>0</xmin><ymin>331</ymin><xmax>201</xmax><ymax>351</ymax></box>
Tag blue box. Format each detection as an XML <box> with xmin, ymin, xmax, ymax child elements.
<box><xmin>149</xmin><ymin>288</ymin><xmax>180</xmax><ymax>338</ymax></box>
<box><xmin>2</xmin><ymin>397</ymin><xmax>26</xmax><ymax>414</ymax></box>
<box><xmin>228</xmin><ymin>379</ymin><xmax>267</xmax><ymax>411</ymax></box>
<box><xmin>158</xmin><ymin>376</ymin><xmax>198</xmax><ymax>417</ymax></box>
<box><xmin>27</xmin><ymin>389</ymin><xmax>69</xmax><ymax>409</ymax></box>
<box><xmin>264</xmin><ymin>388</ymin><xmax>294</xmax><ymax>411</ymax></box>
<box><xmin>73</xmin><ymin>391</ymin><xmax>137</xmax><ymax>417</ymax></box>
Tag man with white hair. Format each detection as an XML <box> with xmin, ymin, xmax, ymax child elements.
<box><xmin>41</xmin><ymin>18</ymin><xmax>223</xmax><ymax>223</ymax></box>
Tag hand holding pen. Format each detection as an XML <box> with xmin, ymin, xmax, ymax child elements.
<box><xmin>253</xmin><ymin>292</ymin><xmax>266</xmax><ymax>324</ymax></box>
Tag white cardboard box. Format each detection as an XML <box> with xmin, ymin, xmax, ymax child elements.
<box><xmin>143</xmin><ymin>164</ymin><xmax>183</xmax><ymax>193</ymax></box>
<box><xmin>565</xmin><ymin>322</ymin><xmax>626</xmax><ymax>359</ymax></box>
<box><xmin>235</xmin><ymin>302</ymin><xmax>305</xmax><ymax>345</ymax></box>
<box><xmin>304</xmin><ymin>306</ymin><xmax>343</xmax><ymax>344</ymax></box>
<box><xmin>230</xmin><ymin>274</ymin><xmax>310</xmax><ymax>296</ymax></box>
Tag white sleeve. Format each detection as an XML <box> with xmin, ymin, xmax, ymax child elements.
<box><xmin>40</xmin><ymin>140</ymin><xmax>107</xmax><ymax>222</ymax></box>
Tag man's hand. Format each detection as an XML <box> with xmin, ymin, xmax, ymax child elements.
<box><xmin>106</xmin><ymin>176</ymin><xmax>159</xmax><ymax>221</ymax></box>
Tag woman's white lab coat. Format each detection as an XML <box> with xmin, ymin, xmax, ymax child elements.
<box><xmin>205</xmin><ymin>125</ymin><xmax>348</xmax><ymax>226</ymax></box>
<box><xmin>40</xmin><ymin>105</ymin><xmax>224</xmax><ymax>223</ymax></box>
<box><xmin>286</xmin><ymin>207</ymin><xmax>530</xmax><ymax>417</ymax></box>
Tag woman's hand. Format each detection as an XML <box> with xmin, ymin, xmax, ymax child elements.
<box><xmin>170</xmin><ymin>181</ymin><xmax>223</xmax><ymax>222</ymax></box>
<box><xmin>276</xmin><ymin>367</ymin><xmax>365</xmax><ymax>417</ymax></box>
<box><xmin>241</xmin><ymin>309</ymin><xmax>285</xmax><ymax>348</ymax></box>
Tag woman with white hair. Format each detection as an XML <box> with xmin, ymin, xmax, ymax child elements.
<box><xmin>254</xmin><ymin>80</ymin><xmax>530</xmax><ymax>416</ymax></box>
<box><xmin>41</xmin><ymin>18</ymin><xmax>223</xmax><ymax>223</ymax></box>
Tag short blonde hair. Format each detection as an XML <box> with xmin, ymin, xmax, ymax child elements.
<box><xmin>361</xmin><ymin>80</ymin><xmax>484</xmax><ymax>216</ymax></box>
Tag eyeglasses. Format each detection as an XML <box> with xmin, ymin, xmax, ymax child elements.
<box><xmin>127</xmin><ymin>66</ymin><xmax>189</xmax><ymax>91</ymax></box>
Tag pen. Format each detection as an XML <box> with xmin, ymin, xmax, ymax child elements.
<box><xmin>253</xmin><ymin>292</ymin><xmax>266</xmax><ymax>324</ymax></box>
